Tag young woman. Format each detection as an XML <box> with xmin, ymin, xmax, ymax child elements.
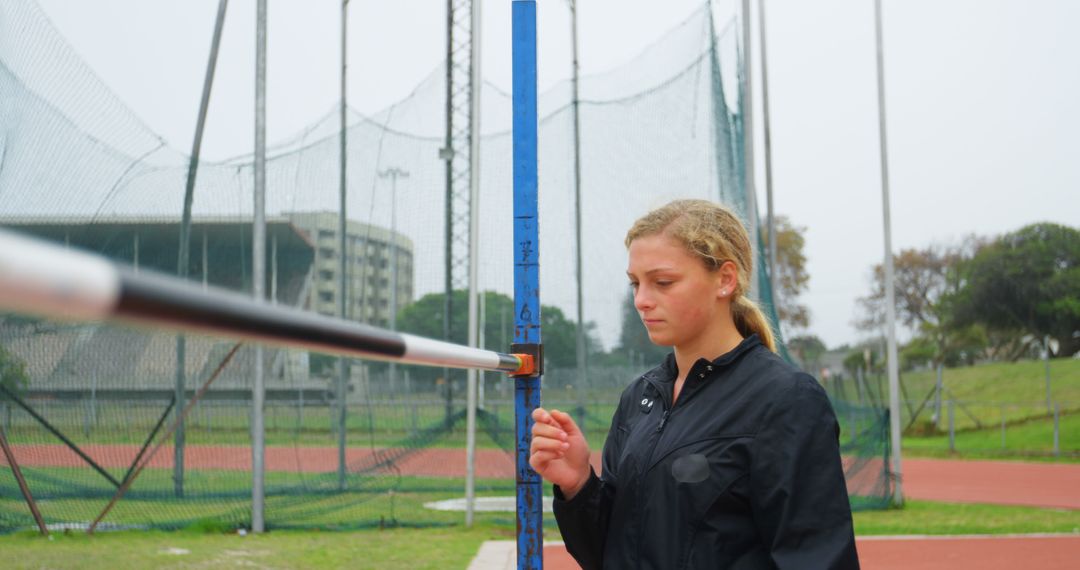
<box><xmin>530</xmin><ymin>200</ymin><xmax>859</xmax><ymax>569</ymax></box>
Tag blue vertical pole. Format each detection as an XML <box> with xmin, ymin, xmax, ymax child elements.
<box><xmin>512</xmin><ymin>1</ymin><xmax>543</xmax><ymax>568</ymax></box>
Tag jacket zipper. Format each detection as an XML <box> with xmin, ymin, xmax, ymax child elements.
<box><xmin>633</xmin><ymin>372</ymin><xmax>708</xmax><ymax>567</ymax></box>
<box><xmin>656</xmin><ymin>409</ymin><xmax>671</xmax><ymax>433</ymax></box>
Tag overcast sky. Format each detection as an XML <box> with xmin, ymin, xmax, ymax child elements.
<box><xmin>32</xmin><ymin>0</ymin><xmax>1080</xmax><ymax>349</ymax></box>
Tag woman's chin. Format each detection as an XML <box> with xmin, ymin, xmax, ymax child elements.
<box><xmin>646</xmin><ymin>333</ymin><xmax>676</xmax><ymax>347</ymax></box>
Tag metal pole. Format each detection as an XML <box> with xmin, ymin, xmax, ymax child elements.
<box><xmin>175</xmin><ymin>0</ymin><xmax>228</xmax><ymax>500</ymax></box>
<box><xmin>757</xmin><ymin>0</ymin><xmax>777</xmax><ymax>301</ymax></box>
<box><xmin>934</xmin><ymin>362</ymin><xmax>943</xmax><ymax>429</ymax></box>
<box><xmin>948</xmin><ymin>399</ymin><xmax>955</xmax><ymax>452</ymax></box>
<box><xmin>0</xmin><ymin>230</ymin><xmax>533</xmax><ymax>374</ymax></box>
<box><xmin>479</xmin><ymin>291</ymin><xmax>487</xmax><ymax>409</ymax></box>
<box><xmin>0</xmin><ymin>423</ymin><xmax>48</xmax><ymax>536</ymax></box>
<box><xmin>337</xmin><ymin>0</ymin><xmax>350</xmax><ymax>492</ymax></box>
<box><xmin>442</xmin><ymin>0</ymin><xmax>456</xmax><ymax>425</ymax></box>
<box><xmin>202</xmin><ymin>230</ymin><xmax>208</xmax><ymax>290</ymax></box>
<box><xmin>465</xmin><ymin>0</ymin><xmax>483</xmax><ymax>528</ymax></box>
<box><xmin>740</xmin><ymin>0</ymin><xmax>759</xmax><ymax>302</ymax></box>
<box><xmin>252</xmin><ymin>0</ymin><xmax>267</xmax><ymax>533</ymax></box>
<box><xmin>1053</xmin><ymin>403</ymin><xmax>1060</xmax><ymax>456</ymax></box>
<box><xmin>379</xmin><ymin>168</ymin><xmax>410</xmax><ymax>396</ymax></box>
<box><xmin>513</xmin><ymin>1</ymin><xmax>543</xmax><ymax>566</ymax></box>
<box><xmin>874</xmin><ymin>0</ymin><xmax>903</xmax><ymax>506</ymax></box>
<box><xmin>271</xmin><ymin>233</ymin><xmax>278</xmax><ymax>304</ymax></box>
<box><xmin>569</xmin><ymin>0</ymin><xmax>587</xmax><ymax>422</ymax></box>
<box><xmin>1000</xmin><ymin>404</ymin><xmax>1006</xmax><ymax>450</ymax></box>
<box><xmin>1044</xmin><ymin>335</ymin><xmax>1052</xmax><ymax>414</ymax></box>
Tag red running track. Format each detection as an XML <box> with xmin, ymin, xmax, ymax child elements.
<box><xmin>5</xmin><ymin>445</ymin><xmax>1078</xmax><ymax>510</ymax></box>
<box><xmin>4</xmin><ymin>444</ymin><xmax>1080</xmax><ymax>568</ymax></box>
<box><xmin>902</xmin><ymin>458</ymin><xmax>1080</xmax><ymax>509</ymax></box>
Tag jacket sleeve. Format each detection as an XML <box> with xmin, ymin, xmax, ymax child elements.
<box><xmin>551</xmin><ymin>398</ymin><xmax>628</xmax><ymax>570</ymax></box>
<box><xmin>749</xmin><ymin>373</ymin><xmax>861</xmax><ymax>569</ymax></box>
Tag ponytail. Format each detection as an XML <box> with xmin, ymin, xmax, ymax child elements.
<box><xmin>731</xmin><ymin>296</ymin><xmax>777</xmax><ymax>353</ymax></box>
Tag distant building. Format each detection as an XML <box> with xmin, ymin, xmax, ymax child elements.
<box><xmin>286</xmin><ymin>211</ymin><xmax>413</xmax><ymax>329</ymax></box>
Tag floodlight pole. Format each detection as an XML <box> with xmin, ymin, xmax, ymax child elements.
<box><xmin>512</xmin><ymin>1</ymin><xmax>543</xmax><ymax>567</ymax></box>
<box><xmin>337</xmin><ymin>0</ymin><xmax>351</xmax><ymax>493</ymax></box>
<box><xmin>252</xmin><ymin>0</ymin><xmax>268</xmax><ymax>533</ymax></box>
<box><xmin>874</xmin><ymin>0</ymin><xmax>903</xmax><ymax>506</ymax></box>
<box><xmin>758</xmin><ymin>0</ymin><xmax>777</xmax><ymax>300</ymax></box>
<box><xmin>569</xmin><ymin>0</ymin><xmax>587</xmax><ymax>422</ymax></box>
<box><xmin>739</xmin><ymin>0</ymin><xmax>759</xmax><ymax>301</ymax></box>
<box><xmin>465</xmin><ymin>0</ymin><xmax>483</xmax><ymax>528</ymax></box>
<box><xmin>379</xmin><ymin>168</ymin><xmax>409</xmax><ymax>396</ymax></box>
<box><xmin>176</xmin><ymin>0</ymin><xmax>229</xmax><ymax>500</ymax></box>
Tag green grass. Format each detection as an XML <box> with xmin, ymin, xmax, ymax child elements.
<box><xmin>1</xmin><ymin>466</ymin><xmax>520</xmax><ymax>532</ymax></box>
<box><xmin>0</xmin><ymin>524</ymin><xmax>512</xmax><ymax>569</ymax></box>
<box><xmin>903</xmin><ymin>410</ymin><xmax>1080</xmax><ymax>461</ymax></box>
<box><xmin>853</xmin><ymin>500</ymin><xmax>1080</xmax><ymax>536</ymax></box>
<box><xmin>830</xmin><ymin>357</ymin><xmax>1080</xmax><ymax>460</ymax></box>
<box><xmin>896</xmin><ymin>358</ymin><xmax>1080</xmax><ymax>430</ymax></box>
<box><xmin>0</xmin><ymin>501</ymin><xmax>1077</xmax><ymax>569</ymax></box>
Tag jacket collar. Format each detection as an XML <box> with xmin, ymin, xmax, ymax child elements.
<box><xmin>648</xmin><ymin>334</ymin><xmax>763</xmax><ymax>383</ymax></box>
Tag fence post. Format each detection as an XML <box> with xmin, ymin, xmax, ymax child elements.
<box><xmin>849</xmin><ymin>407</ymin><xmax>857</xmax><ymax>445</ymax></box>
<box><xmin>948</xmin><ymin>399</ymin><xmax>956</xmax><ymax>453</ymax></box>
<box><xmin>410</xmin><ymin>403</ymin><xmax>418</xmax><ymax>437</ymax></box>
<box><xmin>1044</xmin><ymin>335</ymin><xmax>1052</xmax><ymax>415</ymax></box>
<box><xmin>1053</xmin><ymin>403</ymin><xmax>1060</xmax><ymax>457</ymax></box>
<box><xmin>1000</xmin><ymin>404</ymin><xmax>1006</xmax><ymax>450</ymax></box>
<box><xmin>934</xmin><ymin>363</ymin><xmax>943</xmax><ymax>429</ymax></box>
<box><xmin>83</xmin><ymin>395</ymin><xmax>91</xmax><ymax>439</ymax></box>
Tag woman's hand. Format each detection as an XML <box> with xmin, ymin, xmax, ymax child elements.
<box><xmin>529</xmin><ymin>407</ymin><xmax>592</xmax><ymax>499</ymax></box>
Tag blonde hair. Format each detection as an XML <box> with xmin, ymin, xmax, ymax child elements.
<box><xmin>625</xmin><ymin>199</ymin><xmax>777</xmax><ymax>352</ymax></box>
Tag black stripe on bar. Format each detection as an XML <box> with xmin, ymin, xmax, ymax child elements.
<box><xmin>114</xmin><ymin>269</ymin><xmax>407</xmax><ymax>359</ymax></box>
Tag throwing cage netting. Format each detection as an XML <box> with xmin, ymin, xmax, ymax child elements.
<box><xmin>0</xmin><ymin>0</ymin><xmax>890</xmax><ymax>533</ymax></box>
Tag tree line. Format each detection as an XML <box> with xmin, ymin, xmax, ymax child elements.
<box><xmin>854</xmin><ymin>222</ymin><xmax>1080</xmax><ymax>369</ymax></box>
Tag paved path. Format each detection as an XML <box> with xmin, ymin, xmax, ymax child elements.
<box><xmin>469</xmin><ymin>535</ymin><xmax>1080</xmax><ymax>570</ymax></box>
<box><xmin>468</xmin><ymin>457</ymin><xmax>1080</xmax><ymax>569</ymax></box>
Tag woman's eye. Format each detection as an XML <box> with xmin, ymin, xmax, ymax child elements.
<box><xmin>656</xmin><ymin>281</ymin><xmax>673</xmax><ymax>287</ymax></box>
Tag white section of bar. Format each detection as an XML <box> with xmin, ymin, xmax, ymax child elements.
<box><xmin>402</xmin><ymin>333</ymin><xmax>506</xmax><ymax>370</ymax></box>
<box><xmin>0</xmin><ymin>229</ymin><xmax>120</xmax><ymax>320</ymax></box>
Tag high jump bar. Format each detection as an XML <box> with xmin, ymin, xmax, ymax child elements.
<box><xmin>0</xmin><ymin>228</ymin><xmax>537</xmax><ymax>376</ymax></box>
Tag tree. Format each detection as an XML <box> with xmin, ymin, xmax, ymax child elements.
<box><xmin>953</xmin><ymin>223</ymin><xmax>1080</xmax><ymax>357</ymax></box>
<box><xmin>787</xmin><ymin>335</ymin><xmax>827</xmax><ymax>373</ymax></box>
<box><xmin>856</xmin><ymin>240</ymin><xmax>986</xmax><ymax>367</ymax></box>
<box><xmin>761</xmin><ymin>216</ymin><xmax>811</xmax><ymax>336</ymax></box>
<box><xmin>395</xmin><ymin>290</ymin><xmax>599</xmax><ymax>371</ymax></box>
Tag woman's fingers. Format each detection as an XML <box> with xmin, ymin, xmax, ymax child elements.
<box><xmin>548</xmin><ymin>409</ymin><xmax>582</xmax><ymax>436</ymax></box>
<box><xmin>532</xmin><ymin>421</ymin><xmax>567</xmax><ymax>441</ymax></box>
<box><xmin>532</xmin><ymin>407</ymin><xmax>561</xmax><ymax>429</ymax></box>
<box><xmin>531</xmin><ymin>435</ymin><xmax>570</xmax><ymax>454</ymax></box>
<box><xmin>529</xmin><ymin>450</ymin><xmax>563</xmax><ymax>471</ymax></box>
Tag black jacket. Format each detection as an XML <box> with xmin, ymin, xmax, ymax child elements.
<box><xmin>552</xmin><ymin>335</ymin><xmax>860</xmax><ymax>569</ymax></box>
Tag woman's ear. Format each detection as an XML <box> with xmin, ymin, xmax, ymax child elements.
<box><xmin>715</xmin><ymin>260</ymin><xmax>739</xmax><ymax>299</ymax></box>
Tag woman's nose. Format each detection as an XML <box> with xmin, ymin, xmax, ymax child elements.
<box><xmin>634</xmin><ymin>287</ymin><xmax>655</xmax><ymax>311</ymax></box>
